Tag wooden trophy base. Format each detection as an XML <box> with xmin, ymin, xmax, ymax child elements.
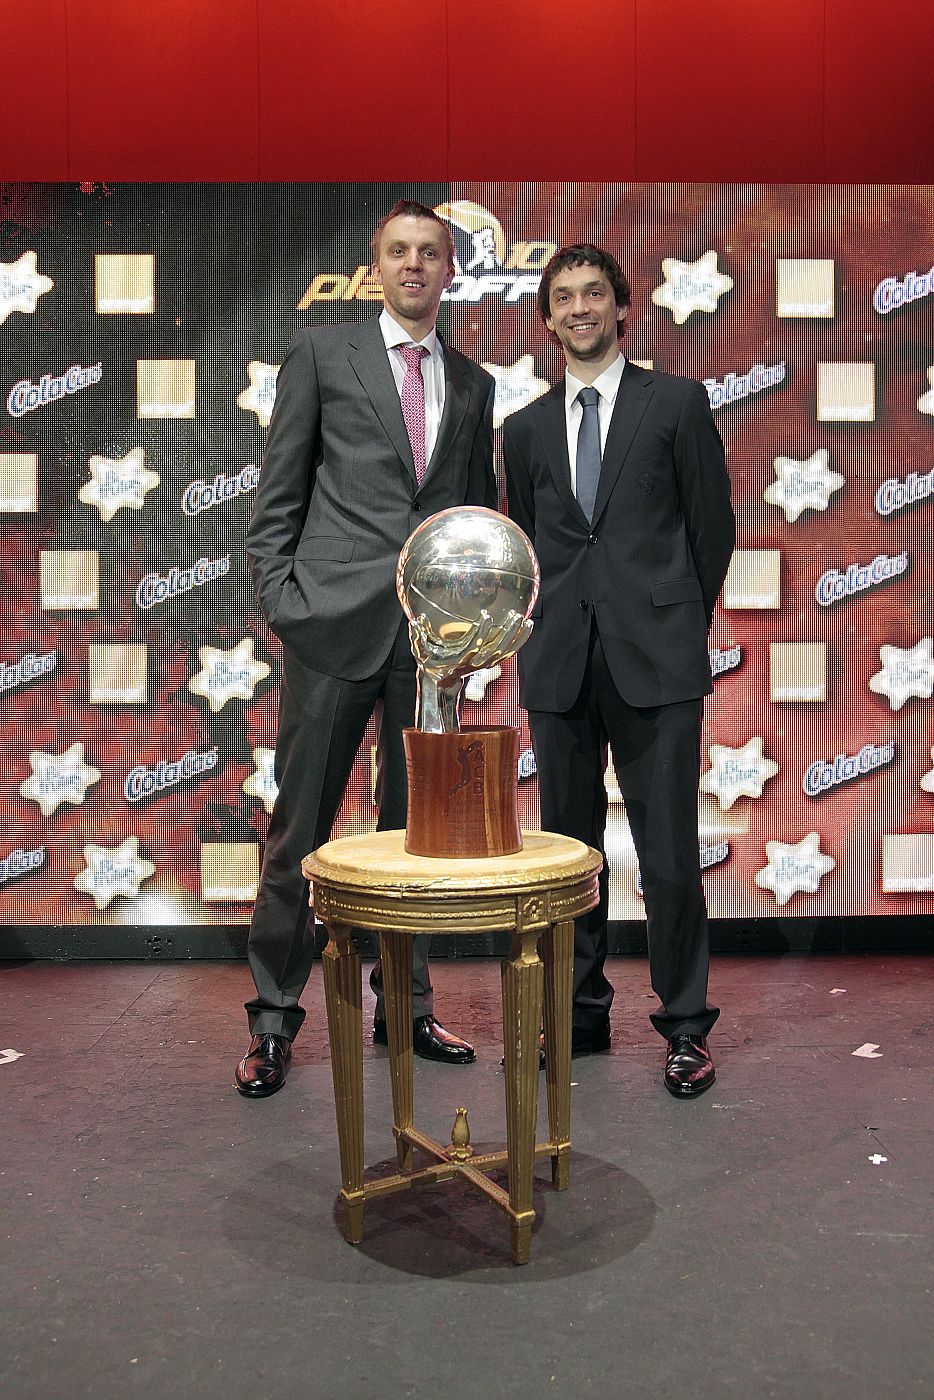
<box><xmin>403</xmin><ymin>725</ymin><xmax>522</xmax><ymax>858</ymax></box>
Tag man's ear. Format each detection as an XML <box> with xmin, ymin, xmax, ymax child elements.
<box><xmin>371</xmin><ymin>261</ymin><xmax>382</xmax><ymax>285</ymax></box>
<box><xmin>617</xmin><ymin>305</ymin><xmax>629</xmax><ymax>335</ymax></box>
<box><xmin>443</xmin><ymin>264</ymin><xmax>455</xmax><ymax>290</ymax></box>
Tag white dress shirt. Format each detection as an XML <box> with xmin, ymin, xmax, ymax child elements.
<box><xmin>564</xmin><ymin>353</ymin><xmax>627</xmax><ymax>496</ymax></box>
<box><xmin>380</xmin><ymin>309</ymin><xmax>446</xmax><ymax>466</ymax></box>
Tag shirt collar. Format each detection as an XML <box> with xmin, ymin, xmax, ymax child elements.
<box><xmin>379</xmin><ymin>308</ymin><xmax>440</xmax><ymax>358</ymax></box>
<box><xmin>565</xmin><ymin>352</ymin><xmax>626</xmax><ymax>410</ymax></box>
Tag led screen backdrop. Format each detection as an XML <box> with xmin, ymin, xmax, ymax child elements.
<box><xmin>2</xmin><ymin>181</ymin><xmax>933</xmax><ymax>928</ymax></box>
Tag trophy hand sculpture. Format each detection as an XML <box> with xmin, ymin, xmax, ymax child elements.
<box><xmin>408</xmin><ymin>608</ymin><xmax>534</xmax><ymax>733</ymax></box>
<box><xmin>397</xmin><ymin>507</ymin><xmax>540</xmax><ymax>735</ymax></box>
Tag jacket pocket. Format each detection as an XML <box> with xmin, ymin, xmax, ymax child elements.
<box><xmin>651</xmin><ymin>577</ymin><xmax>703</xmax><ymax>606</ymax></box>
<box><xmin>294</xmin><ymin>536</ymin><xmax>355</xmax><ymax>562</ymax></box>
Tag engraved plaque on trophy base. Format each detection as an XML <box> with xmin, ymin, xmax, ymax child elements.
<box><xmin>403</xmin><ymin>725</ymin><xmax>522</xmax><ymax>858</ymax></box>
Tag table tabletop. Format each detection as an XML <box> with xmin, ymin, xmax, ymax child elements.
<box><xmin>303</xmin><ymin>828</ymin><xmax>601</xmax><ymax>896</ymax></box>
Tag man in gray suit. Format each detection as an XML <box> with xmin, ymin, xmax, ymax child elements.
<box><xmin>236</xmin><ymin>199</ymin><xmax>496</xmax><ymax>1096</ymax></box>
<box><xmin>503</xmin><ymin>244</ymin><xmax>734</xmax><ymax>1097</ymax></box>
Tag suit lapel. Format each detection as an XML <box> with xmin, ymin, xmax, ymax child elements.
<box><xmin>534</xmin><ymin>384</ymin><xmax>589</xmax><ymax>527</ymax></box>
<box><xmin>425</xmin><ymin>337</ymin><xmax>470</xmax><ymax>481</ymax></box>
<box><xmin>591</xmin><ymin>362</ymin><xmax>655</xmax><ymax>524</ymax></box>
<box><xmin>347</xmin><ymin>318</ymin><xmax>416</xmax><ymax>480</ymax></box>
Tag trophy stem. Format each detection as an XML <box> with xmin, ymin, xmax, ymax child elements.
<box><xmin>416</xmin><ymin>674</ymin><xmax>464</xmax><ymax>735</ymax></box>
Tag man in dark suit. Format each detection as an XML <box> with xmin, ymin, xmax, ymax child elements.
<box><xmin>236</xmin><ymin>199</ymin><xmax>496</xmax><ymax>1096</ymax></box>
<box><xmin>503</xmin><ymin>244</ymin><xmax>734</xmax><ymax>1097</ymax></box>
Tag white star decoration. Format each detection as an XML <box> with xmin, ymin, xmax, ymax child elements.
<box><xmin>868</xmin><ymin>638</ymin><xmax>934</xmax><ymax>712</ymax></box>
<box><xmin>236</xmin><ymin>361</ymin><xmax>280</xmax><ymax>428</ymax></box>
<box><xmin>920</xmin><ymin>748</ymin><xmax>934</xmax><ymax>794</ymax></box>
<box><xmin>77</xmin><ymin>447</ymin><xmax>160</xmax><ymax>522</ymax></box>
<box><xmin>764</xmin><ymin>448</ymin><xmax>845</xmax><ymax>523</ymax></box>
<box><xmin>479</xmin><ymin>355</ymin><xmax>550</xmax><ymax>429</ymax></box>
<box><xmin>464</xmin><ymin>665</ymin><xmax>502</xmax><ymax>702</ymax></box>
<box><xmin>73</xmin><ymin>837</ymin><xmax>156</xmax><ymax>911</ymax></box>
<box><xmin>754</xmin><ymin>832</ymin><xmax>836</xmax><ymax>907</ymax></box>
<box><xmin>917</xmin><ymin>365</ymin><xmax>934</xmax><ymax>417</ymax></box>
<box><xmin>188</xmin><ymin>638</ymin><xmax>271</xmax><ymax>713</ymax></box>
<box><xmin>700</xmin><ymin>737</ymin><xmax>779</xmax><ymax>810</ymax></box>
<box><xmin>242</xmin><ymin>746</ymin><xmax>279</xmax><ymax>814</ymax></box>
<box><xmin>19</xmin><ymin>742</ymin><xmax>101</xmax><ymax>817</ymax></box>
<box><xmin>0</xmin><ymin>251</ymin><xmax>54</xmax><ymax>327</ymax></box>
<box><xmin>651</xmin><ymin>251</ymin><xmax>733</xmax><ymax>325</ymax></box>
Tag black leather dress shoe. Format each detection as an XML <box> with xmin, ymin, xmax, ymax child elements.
<box><xmin>664</xmin><ymin>1034</ymin><xmax>715</xmax><ymax>1098</ymax></box>
<box><xmin>572</xmin><ymin>1022</ymin><xmax>611</xmax><ymax>1057</ymax></box>
<box><xmin>373</xmin><ymin>1014</ymin><xmax>476</xmax><ymax>1064</ymax></box>
<box><xmin>235</xmin><ymin>1033</ymin><xmax>292</xmax><ymax>1097</ymax></box>
<box><xmin>501</xmin><ymin>1034</ymin><xmax>546</xmax><ymax>1070</ymax></box>
<box><xmin>502</xmin><ymin>1023</ymin><xmax>609</xmax><ymax>1069</ymax></box>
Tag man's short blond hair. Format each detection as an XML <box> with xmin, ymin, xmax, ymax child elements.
<box><xmin>370</xmin><ymin>199</ymin><xmax>456</xmax><ymax>271</ymax></box>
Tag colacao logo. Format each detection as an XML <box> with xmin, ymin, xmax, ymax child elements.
<box><xmin>297</xmin><ymin>201</ymin><xmax>556</xmax><ymax>308</ymax></box>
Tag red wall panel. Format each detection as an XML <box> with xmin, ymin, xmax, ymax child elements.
<box><xmin>634</xmin><ymin>0</ymin><xmax>826</xmax><ymax>181</ymax></box>
<box><xmin>257</xmin><ymin>0</ymin><xmax>449</xmax><ymax>179</ymax></box>
<box><xmin>824</xmin><ymin>0</ymin><xmax>934</xmax><ymax>180</ymax></box>
<box><xmin>0</xmin><ymin>0</ymin><xmax>70</xmax><ymax>177</ymax></box>
<box><xmin>63</xmin><ymin>0</ymin><xmax>259</xmax><ymax>180</ymax></box>
<box><xmin>0</xmin><ymin>3</ymin><xmax>932</xmax><ymax>190</ymax></box>
<box><xmin>447</xmin><ymin>1</ymin><xmax>637</xmax><ymax>178</ymax></box>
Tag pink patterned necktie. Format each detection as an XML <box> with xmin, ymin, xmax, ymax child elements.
<box><xmin>398</xmin><ymin>344</ymin><xmax>429</xmax><ymax>484</ymax></box>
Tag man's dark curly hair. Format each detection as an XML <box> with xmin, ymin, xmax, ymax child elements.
<box><xmin>537</xmin><ymin>244</ymin><xmax>632</xmax><ymax>336</ymax></box>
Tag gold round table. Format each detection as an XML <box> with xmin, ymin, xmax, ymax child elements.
<box><xmin>302</xmin><ymin>829</ymin><xmax>602</xmax><ymax>1265</ymax></box>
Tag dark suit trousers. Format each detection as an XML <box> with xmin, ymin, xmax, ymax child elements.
<box><xmin>245</xmin><ymin>621</ymin><xmax>432</xmax><ymax>1039</ymax></box>
<box><xmin>528</xmin><ymin>625</ymin><xmax>719</xmax><ymax>1040</ymax></box>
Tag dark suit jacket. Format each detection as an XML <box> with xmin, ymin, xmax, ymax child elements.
<box><xmin>503</xmin><ymin>361</ymin><xmax>735</xmax><ymax>711</ymax></box>
<box><xmin>247</xmin><ymin>318</ymin><xmax>496</xmax><ymax>680</ymax></box>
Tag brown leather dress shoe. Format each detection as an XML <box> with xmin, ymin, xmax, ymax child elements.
<box><xmin>664</xmin><ymin>1034</ymin><xmax>715</xmax><ymax>1098</ymax></box>
<box><xmin>373</xmin><ymin>1015</ymin><xmax>476</xmax><ymax>1064</ymax></box>
<box><xmin>235</xmin><ymin>1033</ymin><xmax>292</xmax><ymax>1097</ymax></box>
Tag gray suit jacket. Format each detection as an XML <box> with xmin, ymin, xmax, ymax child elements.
<box><xmin>503</xmin><ymin>362</ymin><xmax>734</xmax><ymax>711</ymax></box>
<box><xmin>247</xmin><ymin>318</ymin><xmax>496</xmax><ymax>680</ymax></box>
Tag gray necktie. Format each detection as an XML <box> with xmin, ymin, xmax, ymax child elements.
<box><xmin>575</xmin><ymin>386</ymin><xmax>602</xmax><ymax>522</ymax></box>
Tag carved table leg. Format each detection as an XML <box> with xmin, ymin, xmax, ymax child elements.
<box><xmin>502</xmin><ymin>920</ymin><xmax>544</xmax><ymax>1264</ymax></box>
<box><xmin>540</xmin><ymin>918</ymin><xmax>574</xmax><ymax>1190</ymax></box>
<box><xmin>321</xmin><ymin>921</ymin><xmax>365</xmax><ymax>1244</ymax></box>
<box><xmin>379</xmin><ymin>929</ymin><xmax>415</xmax><ymax>1172</ymax></box>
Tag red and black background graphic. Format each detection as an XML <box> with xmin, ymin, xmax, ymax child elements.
<box><xmin>2</xmin><ymin>181</ymin><xmax>933</xmax><ymax>933</ymax></box>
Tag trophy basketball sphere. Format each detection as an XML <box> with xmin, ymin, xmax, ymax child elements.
<box><xmin>396</xmin><ymin>507</ymin><xmax>540</xmax><ymax>858</ymax></box>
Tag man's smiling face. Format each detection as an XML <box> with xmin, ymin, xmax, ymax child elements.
<box><xmin>545</xmin><ymin>262</ymin><xmax>627</xmax><ymax>366</ymax></box>
<box><xmin>372</xmin><ymin>215</ymin><xmax>454</xmax><ymax>333</ymax></box>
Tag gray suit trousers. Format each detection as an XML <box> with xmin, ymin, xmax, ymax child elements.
<box><xmin>245</xmin><ymin>621</ymin><xmax>432</xmax><ymax>1039</ymax></box>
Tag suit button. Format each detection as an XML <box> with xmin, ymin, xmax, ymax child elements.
<box><xmin>412</xmin><ymin>500</ymin><xmax>422</xmax><ymax>511</ymax></box>
<box><xmin>588</xmin><ymin>532</ymin><xmax>598</xmax><ymax>545</ymax></box>
<box><xmin>579</xmin><ymin>599</ymin><xmax>589</xmax><ymax>611</ymax></box>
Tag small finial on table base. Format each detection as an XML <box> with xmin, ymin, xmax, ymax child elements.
<box><xmin>449</xmin><ymin>1107</ymin><xmax>473</xmax><ymax>1162</ymax></box>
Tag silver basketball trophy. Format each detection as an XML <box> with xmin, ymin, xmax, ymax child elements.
<box><xmin>396</xmin><ymin>507</ymin><xmax>540</xmax><ymax>857</ymax></box>
<box><xmin>396</xmin><ymin>506</ymin><xmax>540</xmax><ymax>733</ymax></box>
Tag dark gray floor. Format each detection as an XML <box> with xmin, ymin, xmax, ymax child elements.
<box><xmin>1</xmin><ymin>954</ymin><xmax>932</xmax><ymax>1400</ymax></box>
